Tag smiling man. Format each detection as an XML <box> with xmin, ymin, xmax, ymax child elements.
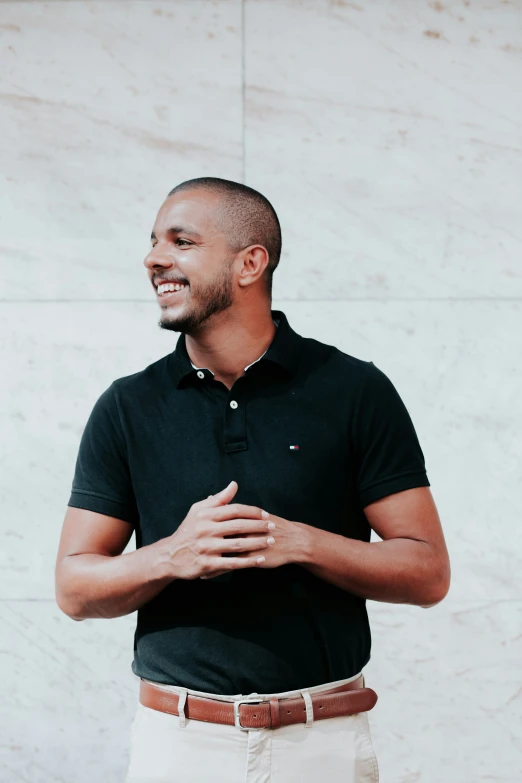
<box><xmin>55</xmin><ymin>177</ymin><xmax>450</xmax><ymax>783</ymax></box>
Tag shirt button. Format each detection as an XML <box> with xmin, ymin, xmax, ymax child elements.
<box><xmin>197</xmin><ymin>371</ymin><xmax>205</xmax><ymax>379</ymax></box>
<box><xmin>230</xmin><ymin>400</ymin><xmax>238</xmax><ymax>409</ymax></box>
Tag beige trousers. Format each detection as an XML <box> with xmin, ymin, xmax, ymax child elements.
<box><xmin>125</xmin><ymin>670</ymin><xmax>379</xmax><ymax>783</ymax></box>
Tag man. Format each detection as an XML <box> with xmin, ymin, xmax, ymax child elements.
<box><xmin>55</xmin><ymin>177</ymin><xmax>450</xmax><ymax>783</ymax></box>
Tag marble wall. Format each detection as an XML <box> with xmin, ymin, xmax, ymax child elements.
<box><xmin>1</xmin><ymin>1</ymin><xmax>520</xmax><ymax>781</ymax></box>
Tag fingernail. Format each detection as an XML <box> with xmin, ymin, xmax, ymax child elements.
<box><xmin>257</xmin><ymin>556</ymin><xmax>265</xmax><ymax>563</ymax></box>
<box><xmin>268</xmin><ymin>521</ymin><xmax>275</xmax><ymax>530</ymax></box>
<box><xmin>267</xmin><ymin>537</ymin><xmax>275</xmax><ymax>545</ymax></box>
<box><xmin>261</xmin><ymin>510</ymin><xmax>269</xmax><ymax>519</ymax></box>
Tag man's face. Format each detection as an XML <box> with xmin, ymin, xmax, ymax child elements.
<box><xmin>144</xmin><ymin>190</ymin><xmax>237</xmax><ymax>333</ymax></box>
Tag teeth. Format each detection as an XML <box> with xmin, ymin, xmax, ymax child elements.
<box><xmin>157</xmin><ymin>282</ymin><xmax>187</xmax><ymax>294</ymax></box>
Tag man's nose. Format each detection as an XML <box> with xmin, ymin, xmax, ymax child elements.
<box><xmin>143</xmin><ymin>248</ymin><xmax>173</xmax><ymax>271</ymax></box>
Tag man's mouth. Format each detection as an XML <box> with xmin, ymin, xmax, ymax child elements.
<box><xmin>156</xmin><ymin>281</ymin><xmax>189</xmax><ymax>300</ymax></box>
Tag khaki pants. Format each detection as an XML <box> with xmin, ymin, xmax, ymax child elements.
<box><xmin>125</xmin><ymin>670</ymin><xmax>379</xmax><ymax>783</ymax></box>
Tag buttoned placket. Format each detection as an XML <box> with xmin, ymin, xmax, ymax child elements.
<box><xmin>191</xmin><ymin>370</ymin><xmax>250</xmax><ymax>454</ymax></box>
<box><xmin>222</xmin><ymin>376</ymin><xmax>249</xmax><ymax>453</ymax></box>
<box><xmin>189</xmin><ymin>338</ymin><xmax>274</xmax><ymax>455</ymax></box>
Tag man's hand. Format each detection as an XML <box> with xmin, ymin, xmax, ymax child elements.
<box><xmin>158</xmin><ymin>480</ymin><xmax>276</xmax><ymax>580</ymax></box>
<box><xmin>200</xmin><ymin>510</ymin><xmax>312</xmax><ymax>579</ymax></box>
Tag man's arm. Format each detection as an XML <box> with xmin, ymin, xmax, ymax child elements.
<box><xmin>212</xmin><ymin>486</ymin><xmax>450</xmax><ymax>607</ymax></box>
<box><xmin>55</xmin><ymin>508</ymin><xmax>175</xmax><ymax>620</ymax></box>
<box><xmin>291</xmin><ymin>361</ymin><xmax>450</xmax><ymax>607</ymax></box>
<box><xmin>55</xmin><ymin>483</ymin><xmax>274</xmax><ymax>621</ymax></box>
<box><xmin>205</xmin><ymin>487</ymin><xmax>450</xmax><ymax>608</ymax></box>
<box><xmin>297</xmin><ymin>486</ymin><xmax>451</xmax><ymax>607</ymax></box>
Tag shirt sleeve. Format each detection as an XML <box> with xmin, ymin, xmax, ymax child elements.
<box><xmin>67</xmin><ymin>382</ymin><xmax>139</xmax><ymax>525</ymax></box>
<box><xmin>352</xmin><ymin>361</ymin><xmax>430</xmax><ymax>509</ymax></box>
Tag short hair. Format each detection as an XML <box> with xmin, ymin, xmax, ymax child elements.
<box><xmin>167</xmin><ymin>177</ymin><xmax>281</xmax><ymax>297</ymax></box>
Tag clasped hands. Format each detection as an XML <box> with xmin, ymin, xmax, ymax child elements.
<box><xmin>163</xmin><ymin>479</ymin><xmax>309</xmax><ymax>581</ymax></box>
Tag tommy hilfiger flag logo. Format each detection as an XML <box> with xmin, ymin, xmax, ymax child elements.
<box><xmin>289</xmin><ymin>445</ymin><xmax>300</xmax><ymax>450</ymax></box>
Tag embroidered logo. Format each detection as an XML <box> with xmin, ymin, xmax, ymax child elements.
<box><xmin>289</xmin><ymin>445</ymin><xmax>300</xmax><ymax>450</ymax></box>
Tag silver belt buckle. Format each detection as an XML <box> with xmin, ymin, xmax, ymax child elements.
<box><xmin>234</xmin><ymin>698</ymin><xmax>265</xmax><ymax>731</ymax></box>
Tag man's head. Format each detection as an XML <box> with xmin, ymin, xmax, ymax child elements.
<box><xmin>144</xmin><ymin>177</ymin><xmax>282</xmax><ymax>333</ymax></box>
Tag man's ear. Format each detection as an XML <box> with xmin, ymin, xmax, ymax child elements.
<box><xmin>237</xmin><ymin>245</ymin><xmax>270</xmax><ymax>288</ymax></box>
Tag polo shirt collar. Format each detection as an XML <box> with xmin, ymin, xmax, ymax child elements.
<box><xmin>168</xmin><ymin>309</ymin><xmax>302</xmax><ymax>388</ymax></box>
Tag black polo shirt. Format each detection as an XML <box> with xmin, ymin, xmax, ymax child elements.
<box><xmin>68</xmin><ymin>308</ymin><xmax>430</xmax><ymax>694</ymax></box>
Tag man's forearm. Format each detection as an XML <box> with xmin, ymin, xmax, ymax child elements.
<box><xmin>56</xmin><ymin>540</ymin><xmax>174</xmax><ymax>620</ymax></box>
<box><xmin>298</xmin><ymin>525</ymin><xmax>449</xmax><ymax>607</ymax></box>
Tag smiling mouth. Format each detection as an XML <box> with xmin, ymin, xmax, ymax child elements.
<box><xmin>156</xmin><ymin>282</ymin><xmax>189</xmax><ymax>301</ymax></box>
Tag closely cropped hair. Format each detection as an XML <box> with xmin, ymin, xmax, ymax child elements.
<box><xmin>167</xmin><ymin>177</ymin><xmax>281</xmax><ymax>297</ymax></box>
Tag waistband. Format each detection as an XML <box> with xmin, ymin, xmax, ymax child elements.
<box><xmin>137</xmin><ymin>670</ymin><xmax>365</xmax><ymax>704</ymax></box>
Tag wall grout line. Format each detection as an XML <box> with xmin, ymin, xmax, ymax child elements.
<box><xmin>241</xmin><ymin>0</ymin><xmax>246</xmax><ymax>183</ymax></box>
<box><xmin>0</xmin><ymin>598</ymin><xmax>58</xmax><ymax>602</ymax></box>
<box><xmin>0</xmin><ymin>298</ymin><xmax>521</xmax><ymax>304</ymax></box>
<box><xmin>2</xmin><ymin>597</ymin><xmax>521</xmax><ymax>603</ymax></box>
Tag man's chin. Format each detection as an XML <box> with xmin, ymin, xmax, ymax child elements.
<box><xmin>158</xmin><ymin>315</ymin><xmax>185</xmax><ymax>333</ymax></box>
<box><xmin>158</xmin><ymin>305</ymin><xmax>198</xmax><ymax>333</ymax></box>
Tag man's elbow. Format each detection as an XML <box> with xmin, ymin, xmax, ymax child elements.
<box><xmin>55</xmin><ymin>589</ymin><xmax>86</xmax><ymax>621</ymax></box>
<box><xmin>66</xmin><ymin>612</ymin><xmax>86</xmax><ymax>622</ymax></box>
<box><xmin>418</xmin><ymin>560</ymin><xmax>451</xmax><ymax>609</ymax></box>
<box><xmin>55</xmin><ymin>568</ymin><xmax>86</xmax><ymax>621</ymax></box>
<box><xmin>55</xmin><ymin>595</ymin><xmax>85</xmax><ymax>621</ymax></box>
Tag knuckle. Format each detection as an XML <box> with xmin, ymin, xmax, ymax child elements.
<box><xmin>200</xmin><ymin>537</ymin><xmax>214</xmax><ymax>554</ymax></box>
<box><xmin>199</xmin><ymin>519</ymin><xmax>213</xmax><ymax>535</ymax></box>
<box><xmin>200</xmin><ymin>557</ymin><xmax>216</xmax><ymax>573</ymax></box>
<box><xmin>194</xmin><ymin>525</ymin><xmax>206</xmax><ymax>541</ymax></box>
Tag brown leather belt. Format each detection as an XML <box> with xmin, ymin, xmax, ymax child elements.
<box><xmin>139</xmin><ymin>675</ymin><xmax>378</xmax><ymax>730</ymax></box>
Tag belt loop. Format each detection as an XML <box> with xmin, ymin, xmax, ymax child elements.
<box><xmin>177</xmin><ymin>688</ymin><xmax>188</xmax><ymax>728</ymax></box>
<box><xmin>300</xmin><ymin>689</ymin><xmax>314</xmax><ymax>727</ymax></box>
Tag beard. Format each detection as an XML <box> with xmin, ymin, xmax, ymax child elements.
<box><xmin>158</xmin><ymin>259</ymin><xmax>235</xmax><ymax>334</ymax></box>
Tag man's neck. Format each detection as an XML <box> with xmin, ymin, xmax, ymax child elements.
<box><xmin>185</xmin><ymin>310</ymin><xmax>279</xmax><ymax>389</ymax></box>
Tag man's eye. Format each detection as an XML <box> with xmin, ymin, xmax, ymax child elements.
<box><xmin>176</xmin><ymin>239</ymin><xmax>191</xmax><ymax>246</ymax></box>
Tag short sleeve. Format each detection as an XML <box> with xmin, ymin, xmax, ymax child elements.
<box><xmin>68</xmin><ymin>383</ymin><xmax>139</xmax><ymax>525</ymax></box>
<box><xmin>352</xmin><ymin>362</ymin><xmax>430</xmax><ymax>508</ymax></box>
